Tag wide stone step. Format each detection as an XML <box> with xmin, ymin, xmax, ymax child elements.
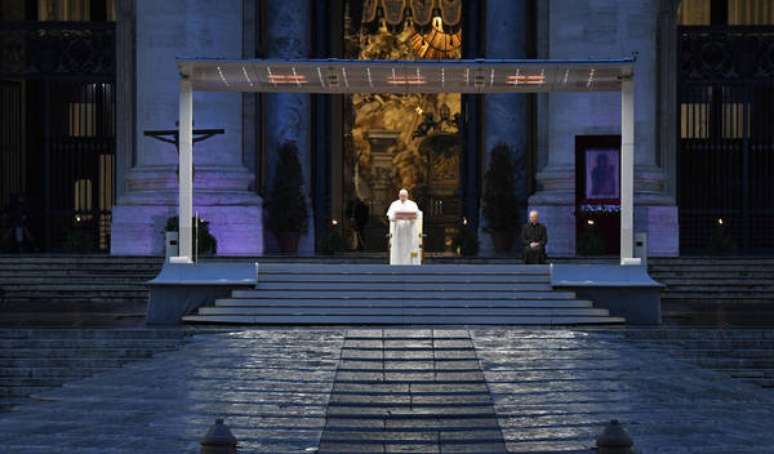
<box><xmin>661</xmin><ymin>289</ymin><xmax>774</xmax><ymax>296</ymax></box>
<box><xmin>257</xmin><ymin>263</ymin><xmax>550</xmax><ymax>274</ymax></box>
<box><xmin>197</xmin><ymin>306</ymin><xmax>611</xmax><ymax>317</ymax></box>
<box><xmin>0</xmin><ymin>339</ymin><xmax>184</xmax><ymax>349</ymax></box>
<box><xmin>1</xmin><ymin>284</ymin><xmax>146</xmax><ymax>291</ymax></box>
<box><xmin>674</xmin><ymin>349</ymin><xmax>774</xmax><ymax>359</ymax></box>
<box><xmin>255</xmin><ymin>282</ymin><xmax>554</xmax><ymax>291</ymax></box>
<box><xmin>648</xmin><ymin>266</ymin><xmax>774</xmax><ymax>273</ymax></box>
<box><xmin>231</xmin><ymin>289</ymin><xmax>578</xmax><ymax>300</ymax></box>
<box><xmin>631</xmin><ymin>339</ymin><xmax>774</xmax><ymax>349</ymax></box>
<box><xmin>649</xmin><ymin>258</ymin><xmax>774</xmax><ymax>264</ymax></box>
<box><xmin>0</xmin><ymin>348</ymin><xmax>161</xmax><ymax>359</ymax></box>
<box><xmin>656</xmin><ymin>279</ymin><xmax>774</xmax><ymax>286</ymax></box>
<box><xmin>0</xmin><ymin>329</ymin><xmax>187</xmax><ymax>340</ymax></box>
<box><xmin>0</xmin><ymin>264</ymin><xmax>160</xmax><ymax>271</ymax></box>
<box><xmin>661</xmin><ymin>292</ymin><xmax>774</xmax><ymax>299</ymax></box>
<box><xmin>0</xmin><ymin>377</ymin><xmax>66</xmax><ymax>388</ymax></box>
<box><xmin>1</xmin><ymin>293</ymin><xmax>148</xmax><ymax>302</ymax></box>
<box><xmin>653</xmin><ymin>272</ymin><xmax>774</xmax><ymax>276</ymax></box>
<box><xmin>0</xmin><ymin>366</ymin><xmax>115</xmax><ymax>379</ymax></box>
<box><xmin>182</xmin><ymin>314</ymin><xmax>625</xmax><ymax>325</ymax></box>
<box><xmin>694</xmin><ymin>357</ymin><xmax>774</xmax><ymax>369</ymax></box>
<box><xmin>0</xmin><ymin>273</ymin><xmax>155</xmax><ymax>285</ymax></box>
<box><xmin>214</xmin><ymin>298</ymin><xmax>594</xmax><ymax>308</ymax></box>
<box><xmin>625</xmin><ymin>329</ymin><xmax>774</xmax><ymax>340</ymax></box>
<box><xmin>0</xmin><ymin>357</ymin><xmax>147</xmax><ymax>369</ymax></box>
<box><xmin>0</xmin><ymin>303</ymin><xmax>147</xmax><ymax>315</ymax></box>
<box><xmin>258</xmin><ymin>274</ymin><xmax>551</xmax><ymax>283</ymax></box>
<box><xmin>0</xmin><ymin>385</ymin><xmax>54</xmax><ymax>398</ymax></box>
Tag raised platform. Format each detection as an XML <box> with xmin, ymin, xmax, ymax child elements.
<box><xmin>144</xmin><ymin>262</ymin><xmax>661</xmax><ymax>326</ymax></box>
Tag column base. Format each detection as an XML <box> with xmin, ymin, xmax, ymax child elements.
<box><xmin>635</xmin><ymin>204</ymin><xmax>679</xmax><ymax>257</ymax></box>
<box><xmin>111</xmin><ymin>203</ymin><xmax>264</xmax><ymax>256</ymax></box>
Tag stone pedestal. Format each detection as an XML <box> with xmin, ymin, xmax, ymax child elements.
<box><xmin>530</xmin><ymin>0</ymin><xmax>678</xmax><ymax>257</ymax></box>
<box><xmin>110</xmin><ymin>0</ymin><xmax>263</xmax><ymax>256</ymax></box>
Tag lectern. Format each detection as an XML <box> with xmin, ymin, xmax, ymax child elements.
<box><xmin>388</xmin><ymin>211</ymin><xmax>423</xmax><ymax>265</ymax></box>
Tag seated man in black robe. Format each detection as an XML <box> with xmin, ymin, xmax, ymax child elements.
<box><xmin>521</xmin><ymin>210</ymin><xmax>548</xmax><ymax>264</ymax></box>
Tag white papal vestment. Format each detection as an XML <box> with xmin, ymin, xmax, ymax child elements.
<box><xmin>386</xmin><ymin>200</ymin><xmax>423</xmax><ymax>265</ymax></box>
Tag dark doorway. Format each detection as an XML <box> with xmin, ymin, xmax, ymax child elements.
<box><xmin>0</xmin><ymin>19</ymin><xmax>116</xmax><ymax>253</ymax></box>
<box><xmin>677</xmin><ymin>27</ymin><xmax>774</xmax><ymax>254</ymax></box>
<box><xmin>575</xmin><ymin>135</ymin><xmax>621</xmax><ymax>256</ymax></box>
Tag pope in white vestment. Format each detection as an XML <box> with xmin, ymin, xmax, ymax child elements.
<box><xmin>386</xmin><ymin>189</ymin><xmax>423</xmax><ymax>265</ymax></box>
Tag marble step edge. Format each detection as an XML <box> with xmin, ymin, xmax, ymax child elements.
<box><xmin>197</xmin><ymin>307</ymin><xmax>612</xmax><ymax>317</ymax></box>
<box><xmin>230</xmin><ymin>291</ymin><xmax>579</xmax><ymax>299</ymax></box>
<box><xmin>214</xmin><ymin>299</ymin><xmax>594</xmax><ymax>308</ymax></box>
<box><xmin>257</xmin><ymin>276</ymin><xmax>552</xmax><ymax>283</ymax></box>
<box><xmin>254</xmin><ymin>285</ymin><xmax>555</xmax><ymax>292</ymax></box>
<box><xmin>182</xmin><ymin>314</ymin><xmax>626</xmax><ymax>325</ymax></box>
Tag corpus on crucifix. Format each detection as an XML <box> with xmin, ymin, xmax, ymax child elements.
<box><xmin>386</xmin><ymin>189</ymin><xmax>423</xmax><ymax>265</ymax></box>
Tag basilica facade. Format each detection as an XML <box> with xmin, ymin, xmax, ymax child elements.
<box><xmin>1</xmin><ymin>0</ymin><xmax>772</xmax><ymax>257</ymax></box>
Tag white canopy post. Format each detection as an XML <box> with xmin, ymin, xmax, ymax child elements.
<box><xmin>178</xmin><ymin>76</ymin><xmax>193</xmax><ymax>259</ymax></box>
<box><xmin>620</xmin><ymin>77</ymin><xmax>635</xmax><ymax>264</ymax></box>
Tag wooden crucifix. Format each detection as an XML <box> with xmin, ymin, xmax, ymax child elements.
<box><xmin>143</xmin><ymin>123</ymin><xmax>225</xmax><ymax>179</ymax></box>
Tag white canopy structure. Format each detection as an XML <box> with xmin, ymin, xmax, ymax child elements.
<box><xmin>176</xmin><ymin>57</ymin><xmax>637</xmax><ymax>264</ymax></box>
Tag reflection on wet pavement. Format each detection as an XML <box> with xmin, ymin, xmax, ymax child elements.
<box><xmin>319</xmin><ymin>329</ymin><xmax>507</xmax><ymax>454</ymax></box>
<box><xmin>0</xmin><ymin>327</ymin><xmax>774</xmax><ymax>453</ymax></box>
<box><xmin>473</xmin><ymin>328</ymin><xmax>774</xmax><ymax>453</ymax></box>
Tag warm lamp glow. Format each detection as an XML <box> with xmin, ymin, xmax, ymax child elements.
<box><xmin>267</xmin><ymin>74</ymin><xmax>308</xmax><ymax>84</ymax></box>
<box><xmin>507</xmin><ymin>74</ymin><xmax>545</xmax><ymax>85</ymax></box>
<box><xmin>387</xmin><ymin>75</ymin><xmax>427</xmax><ymax>85</ymax></box>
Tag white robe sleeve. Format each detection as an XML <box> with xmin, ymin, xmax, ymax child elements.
<box><xmin>386</xmin><ymin>201</ymin><xmax>398</xmax><ymax>221</ymax></box>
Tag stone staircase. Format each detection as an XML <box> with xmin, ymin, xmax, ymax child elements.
<box><xmin>0</xmin><ymin>255</ymin><xmax>163</xmax><ymax>326</ymax></box>
<box><xmin>183</xmin><ymin>264</ymin><xmax>625</xmax><ymax>325</ymax></box>
<box><xmin>0</xmin><ymin>328</ymin><xmax>188</xmax><ymax>411</ymax></box>
<box><xmin>2</xmin><ymin>254</ymin><xmax>773</xmax><ymax>326</ymax></box>
<box><xmin>649</xmin><ymin>257</ymin><xmax>774</xmax><ymax>325</ymax></box>
<box><xmin>625</xmin><ymin>329</ymin><xmax>774</xmax><ymax>388</ymax></box>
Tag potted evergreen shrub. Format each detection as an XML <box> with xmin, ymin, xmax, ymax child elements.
<box><xmin>163</xmin><ymin>215</ymin><xmax>217</xmax><ymax>256</ymax></box>
<box><xmin>319</xmin><ymin>220</ymin><xmax>345</xmax><ymax>256</ymax></box>
<box><xmin>453</xmin><ymin>218</ymin><xmax>479</xmax><ymax>257</ymax></box>
<box><xmin>267</xmin><ymin>142</ymin><xmax>308</xmax><ymax>254</ymax></box>
<box><xmin>482</xmin><ymin>144</ymin><xmax>520</xmax><ymax>254</ymax></box>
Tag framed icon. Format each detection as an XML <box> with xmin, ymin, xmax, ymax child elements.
<box><xmin>585</xmin><ymin>148</ymin><xmax>620</xmax><ymax>200</ymax></box>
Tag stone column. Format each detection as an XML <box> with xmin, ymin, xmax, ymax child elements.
<box><xmin>114</xmin><ymin>0</ymin><xmax>134</xmax><ymax>201</ymax></box>
<box><xmin>530</xmin><ymin>0</ymin><xmax>678</xmax><ymax>257</ymax></box>
<box><xmin>480</xmin><ymin>0</ymin><xmax>530</xmax><ymax>255</ymax></box>
<box><xmin>263</xmin><ymin>0</ymin><xmax>314</xmax><ymax>255</ymax></box>
<box><xmin>111</xmin><ymin>0</ymin><xmax>263</xmax><ymax>256</ymax></box>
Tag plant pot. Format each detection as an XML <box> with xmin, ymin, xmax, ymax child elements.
<box><xmin>490</xmin><ymin>231</ymin><xmax>514</xmax><ymax>254</ymax></box>
<box><xmin>277</xmin><ymin>232</ymin><xmax>301</xmax><ymax>254</ymax></box>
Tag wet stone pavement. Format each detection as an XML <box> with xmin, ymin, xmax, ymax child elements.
<box><xmin>319</xmin><ymin>329</ymin><xmax>506</xmax><ymax>453</ymax></box>
<box><xmin>1</xmin><ymin>328</ymin><xmax>774</xmax><ymax>453</ymax></box>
